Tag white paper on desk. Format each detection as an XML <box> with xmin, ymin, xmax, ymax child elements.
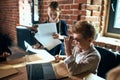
<box><xmin>24</xmin><ymin>41</ymin><xmax>55</xmax><ymax>62</ymax></box>
<box><xmin>85</xmin><ymin>73</ymin><xmax>105</xmax><ymax>80</ymax></box>
<box><xmin>34</xmin><ymin>23</ymin><xmax>61</xmax><ymax>50</ymax></box>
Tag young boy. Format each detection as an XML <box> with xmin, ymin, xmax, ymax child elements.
<box><xmin>63</xmin><ymin>21</ymin><xmax>101</xmax><ymax>75</ymax></box>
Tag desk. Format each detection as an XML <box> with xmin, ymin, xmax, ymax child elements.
<box><xmin>52</xmin><ymin>61</ymin><xmax>105</xmax><ymax>80</ymax></box>
<box><xmin>0</xmin><ymin>54</ymin><xmax>105</xmax><ymax>80</ymax></box>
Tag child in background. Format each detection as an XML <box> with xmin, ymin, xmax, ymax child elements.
<box><xmin>33</xmin><ymin>1</ymin><xmax>68</xmax><ymax>56</ymax></box>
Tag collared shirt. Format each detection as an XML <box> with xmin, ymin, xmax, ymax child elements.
<box><xmin>64</xmin><ymin>44</ymin><xmax>101</xmax><ymax>75</ymax></box>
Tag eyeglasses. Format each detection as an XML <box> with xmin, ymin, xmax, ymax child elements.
<box><xmin>50</xmin><ymin>13</ymin><xmax>58</xmax><ymax>17</ymax></box>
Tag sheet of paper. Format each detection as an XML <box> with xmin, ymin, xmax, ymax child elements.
<box><xmin>85</xmin><ymin>73</ymin><xmax>105</xmax><ymax>80</ymax></box>
<box><xmin>34</xmin><ymin>23</ymin><xmax>61</xmax><ymax>50</ymax></box>
<box><xmin>24</xmin><ymin>41</ymin><xmax>55</xmax><ymax>62</ymax></box>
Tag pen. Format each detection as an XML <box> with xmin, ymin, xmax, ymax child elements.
<box><xmin>59</xmin><ymin>50</ymin><xmax>61</xmax><ymax>56</ymax></box>
<box><xmin>54</xmin><ymin>50</ymin><xmax>61</xmax><ymax>62</ymax></box>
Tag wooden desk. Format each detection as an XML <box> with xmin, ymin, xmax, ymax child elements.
<box><xmin>0</xmin><ymin>54</ymin><xmax>105</xmax><ymax>80</ymax></box>
<box><xmin>52</xmin><ymin>61</ymin><xmax>105</xmax><ymax>80</ymax></box>
<box><xmin>0</xmin><ymin>57</ymin><xmax>27</xmax><ymax>80</ymax></box>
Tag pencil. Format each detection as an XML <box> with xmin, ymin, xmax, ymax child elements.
<box><xmin>59</xmin><ymin>50</ymin><xmax>61</xmax><ymax>56</ymax></box>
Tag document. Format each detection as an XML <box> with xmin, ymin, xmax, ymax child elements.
<box><xmin>24</xmin><ymin>41</ymin><xmax>55</xmax><ymax>62</ymax></box>
<box><xmin>34</xmin><ymin>23</ymin><xmax>61</xmax><ymax>50</ymax></box>
<box><xmin>85</xmin><ymin>73</ymin><xmax>105</xmax><ymax>80</ymax></box>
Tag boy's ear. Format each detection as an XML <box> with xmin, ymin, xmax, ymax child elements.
<box><xmin>88</xmin><ymin>38</ymin><xmax>93</xmax><ymax>42</ymax></box>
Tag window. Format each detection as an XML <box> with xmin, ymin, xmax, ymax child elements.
<box><xmin>32</xmin><ymin>0</ymin><xmax>39</xmax><ymax>24</ymax></box>
<box><xmin>19</xmin><ymin>0</ymin><xmax>39</xmax><ymax>26</ymax></box>
<box><xmin>104</xmin><ymin>0</ymin><xmax>120</xmax><ymax>39</ymax></box>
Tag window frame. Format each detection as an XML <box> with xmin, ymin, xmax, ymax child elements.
<box><xmin>32</xmin><ymin>0</ymin><xmax>39</xmax><ymax>24</ymax></box>
<box><xmin>104</xmin><ymin>0</ymin><xmax>120</xmax><ymax>39</ymax></box>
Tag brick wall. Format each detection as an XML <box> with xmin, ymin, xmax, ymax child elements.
<box><xmin>39</xmin><ymin>0</ymin><xmax>105</xmax><ymax>32</ymax></box>
<box><xmin>0</xmin><ymin>0</ymin><xmax>19</xmax><ymax>45</ymax></box>
<box><xmin>0</xmin><ymin>0</ymin><xmax>107</xmax><ymax>45</ymax></box>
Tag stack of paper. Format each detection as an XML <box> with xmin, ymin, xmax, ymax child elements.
<box><xmin>24</xmin><ymin>41</ymin><xmax>55</xmax><ymax>62</ymax></box>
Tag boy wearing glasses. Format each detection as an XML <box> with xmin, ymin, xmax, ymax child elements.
<box><xmin>64</xmin><ymin>21</ymin><xmax>101</xmax><ymax>75</ymax></box>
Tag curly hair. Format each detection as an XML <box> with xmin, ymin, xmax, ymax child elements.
<box><xmin>72</xmin><ymin>21</ymin><xmax>96</xmax><ymax>39</ymax></box>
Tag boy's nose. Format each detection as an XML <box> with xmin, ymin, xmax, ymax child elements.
<box><xmin>51</xmin><ymin>15</ymin><xmax>56</xmax><ymax>19</ymax></box>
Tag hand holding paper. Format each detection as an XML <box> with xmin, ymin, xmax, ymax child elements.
<box><xmin>34</xmin><ymin>23</ymin><xmax>61</xmax><ymax>50</ymax></box>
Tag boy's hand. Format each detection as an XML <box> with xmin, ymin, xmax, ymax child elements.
<box><xmin>54</xmin><ymin>55</ymin><xmax>61</xmax><ymax>62</ymax></box>
<box><xmin>0</xmin><ymin>52</ymin><xmax>10</xmax><ymax>58</ymax></box>
<box><xmin>64</xmin><ymin>36</ymin><xmax>73</xmax><ymax>56</ymax></box>
<box><xmin>54</xmin><ymin>55</ymin><xmax>66</xmax><ymax>63</ymax></box>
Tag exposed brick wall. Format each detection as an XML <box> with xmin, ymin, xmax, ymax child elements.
<box><xmin>0</xmin><ymin>0</ymin><xmax>19</xmax><ymax>45</ymax></box>
<box><xmin>0</xmin><ymin>0</ymin><xmax>107</xmax><ymax>45</ymax></box>
<box><xmin>39</xmin><ymin>0</ymin><xmax>105</xmax><ymax>32</ymax></box>
<box><xmin>93</xmin><ymin>41</ymin><xmax>120</xmax><ymax>52</ymax></box>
